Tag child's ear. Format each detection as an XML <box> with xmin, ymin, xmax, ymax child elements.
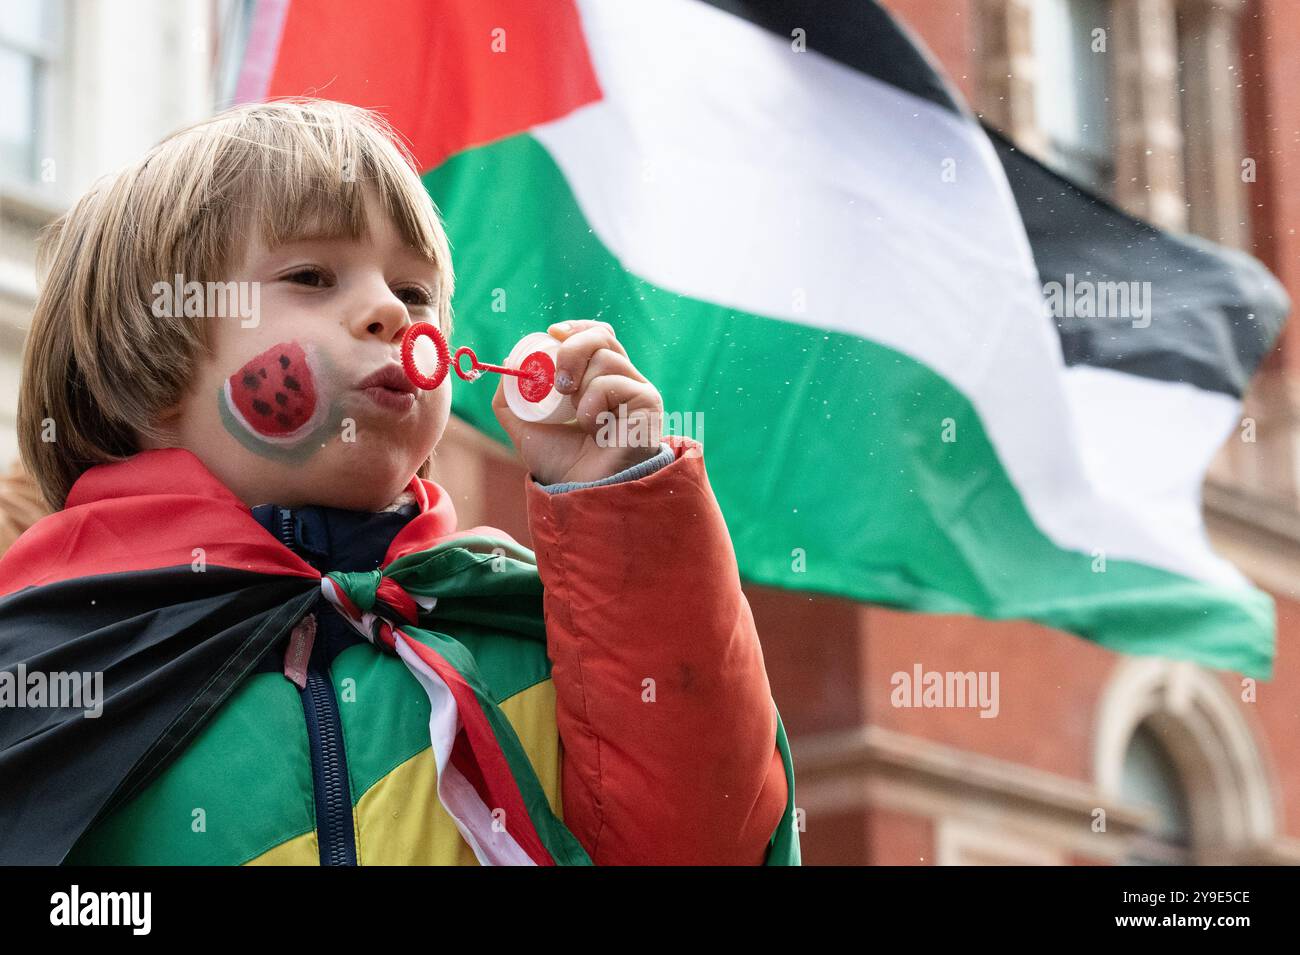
<box><xmin>136</xmin><ymin>403</ymin><xmax>184</xmax><ymax>450</ymax></box>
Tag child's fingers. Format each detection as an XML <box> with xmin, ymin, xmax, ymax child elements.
<box><xmin>547</xmin><ymin>319</ymin><xmax>622</xmax><ymax>347</ymax></box>
<box><xmin>573</xmin><ymin>374</ymin><xmax>663</xmax><ymax>439</ymax></box>
<box><xmin>548</xmin><ymin>322</ymin><xmax>629</xmax><ymax>392</ymax></box>
<box><xmin>563</xmin><ymin>347</ymin><xmax>647</xmax><ymax>397</ymax></box>
<box><xmin>553</xmin><ymin>332</ymin><xmax>634</xmax><ymax>395</ymax></box>
<box><xmin>551</xmin><ymin>321</ymin><xmax>627</xmax><ymax>358</ymax></box>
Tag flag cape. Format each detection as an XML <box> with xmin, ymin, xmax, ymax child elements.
<box><xmin>241</xmin><ymin>0</ymin><xmax>1289</xmax><ymax>677</ymax></box>
<box><xmin>0</xmin><ymin>450</ymin><xmax>799</xmax><ymax>865</ymax></box>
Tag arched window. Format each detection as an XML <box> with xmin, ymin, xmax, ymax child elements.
<box><xmin>1095</xmin><ymin>658</ymin><xmax>1276</xmax><ymax>864</ymax></box>
<box><xmin>1119</xmin><ymin>721</ymin><xmax>1193</xmax><ymax>864</ymax></box>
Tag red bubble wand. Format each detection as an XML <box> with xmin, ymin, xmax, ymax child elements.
<box><xmin>400</xmin><ymin>324</ymin><xmax>574</xmax><ymax>420</ymax></box>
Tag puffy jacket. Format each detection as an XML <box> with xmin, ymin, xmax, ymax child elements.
<box><xmin>44</xmin><ymin>435</ymin><xmax>792</xmax><ymax>865</ymax></box>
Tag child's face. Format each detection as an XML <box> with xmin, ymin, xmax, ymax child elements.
<box><xmin>157</xmin><ymin>188</ymin><xmax>452</xmax><ymax>510</ymax></box>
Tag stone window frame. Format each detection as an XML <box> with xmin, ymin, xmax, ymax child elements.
<box><xmin>1093</xmin><ymin>657</ymin><xmax>1276</xmax><ymax>863</ymax></box>
<box><xmin>974</xmin><ymin>0</ymin><xmax>1249</xmax><ymax>246</ymax></box>
<box><xmin>936</xmin><ymin>816</ymin><xmax>1066</xmax><ymax>865</ymax></box>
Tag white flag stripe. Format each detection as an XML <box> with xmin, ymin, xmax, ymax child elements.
<box><xmin>1062</xmin><ymin>366</ymin><xmax>1242</xmax><ymax>544</ymax></box>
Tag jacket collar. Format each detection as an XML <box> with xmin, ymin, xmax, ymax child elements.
<box><xmin>65</xmin><ymin>448</ymin><xmax>460</xmax><ymax>547</ymax></box>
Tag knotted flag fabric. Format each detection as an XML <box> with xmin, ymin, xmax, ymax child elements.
<box><xmin>238</xmin><ymin>0</ymin><xmax>1290</xmax><ymax>676</ymax></box>
<box><xmin>320</xmin><ymin>536</ymin><xmax>592</xmax><ymax>866</ymax></box>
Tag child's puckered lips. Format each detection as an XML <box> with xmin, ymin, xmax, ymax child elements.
<box><xmin>356</xmin><ymin>361</ymin><xmax>419</xmax><ymax>414</ymax></box>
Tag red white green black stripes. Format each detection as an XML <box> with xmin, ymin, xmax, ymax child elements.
<box><xmin>245</xmin><ymin>0</ymin><xmax>1286</xmax><ymax>677</ymax></box>
<box><xmin>321</xmin><ymin>544</ymin><xmax>590</xmax><ymax>867</ymax></box>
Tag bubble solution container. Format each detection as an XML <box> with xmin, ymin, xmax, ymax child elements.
<box><xmin>499</xmin><ymin>332</ymin><xmax>579</xmax><ymax>424</ymax></box>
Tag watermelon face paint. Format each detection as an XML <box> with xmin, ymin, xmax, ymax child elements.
<box><xmin>217</xmin><ymin>342</ymin><xmax>343</xmax><ymax>463</ymax></box>
<box><xmin>225</xmin><ymin>342</ymin><xmax>325</xmax><ymax>440</ymax></box>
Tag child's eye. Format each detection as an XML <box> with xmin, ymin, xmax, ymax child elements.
<box><xmin>394</xmin><ymin>285</ymin><xmax>434</xmax><ymax>307</ymax></box>
<box><xmin>284</xmin><ymin>267</ymin><xmax>331</xmax><ymax>287</ymax></box>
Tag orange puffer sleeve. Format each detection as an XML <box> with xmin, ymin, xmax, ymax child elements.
<box><xmin>524</xmin><ymin>435</ymin><xmax>787</xmax><ymax>865</ymax></box>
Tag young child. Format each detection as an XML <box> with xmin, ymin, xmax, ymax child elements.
<box><xmin>0</xmin><ymin>99</ymin><xmax>798</xmax><ymax>865</ymax></box>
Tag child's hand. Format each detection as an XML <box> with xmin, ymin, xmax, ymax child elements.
<box><xmin>492</xmin><ymin>320</ymin><xmax>664</xmax><ymax>486</ymax></box>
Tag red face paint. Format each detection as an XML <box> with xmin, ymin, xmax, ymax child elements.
<box><xmin>222</xmin><ymin>342</ymin><xmax>323</xmax><ymax>441</ymax></box>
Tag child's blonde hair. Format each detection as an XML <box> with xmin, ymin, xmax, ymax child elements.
<box><xmin>19</xmin><ymin>98</ymin><xmax>454</xmax><ymax>510</ymax></box>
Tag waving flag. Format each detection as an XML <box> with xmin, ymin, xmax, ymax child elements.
<box><xmin>239</xmin><ymin>0</ymin><xmax>1289</xmax><ymax>677</ymax></box>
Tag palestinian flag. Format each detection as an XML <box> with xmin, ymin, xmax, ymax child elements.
<box><xmin>238</xmin><ymin>0</ymin><xmax>1289</xmax><ymax>677</ymax></box>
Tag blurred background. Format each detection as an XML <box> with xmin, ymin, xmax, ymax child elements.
<box><xmin>1</xmin><ymin>0</ymin><xmax>1298</xmax><ymax>865</ymax></box>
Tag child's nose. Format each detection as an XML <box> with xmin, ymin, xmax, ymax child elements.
<box><xmin>351</xmin><ymin>285</ymin><xmax>411</xmax><ymax>344</ymax></box>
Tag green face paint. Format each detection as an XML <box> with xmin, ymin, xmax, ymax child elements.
<box><xmin>217</xmin><ymin>341</ymin><xmax>346</xmax><ymax>465</ymax></box>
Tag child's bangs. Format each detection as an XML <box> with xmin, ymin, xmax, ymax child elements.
<box><xmin>236</xmin><ymin>109</ymin><xmax>447</xmax><ymax>271</ymax></box>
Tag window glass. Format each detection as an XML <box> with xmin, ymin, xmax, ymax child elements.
<box><xmin>0</xmin><ymin>0</ymin><xmax>49</xmax><ymax>48</ymax></box>
<box><xmin>1120</xmin><ymin>722</ymin><xmax>1193</xmax><ymax>865</ymax></box>
<box><xmin>0</xmin><ymin>47</ymin><xmax>36</xmax><ymax>180</ymax></box>
<box><xmin>1032</xmin><ymin>0</ymin><xmax>1114</xmax><ymax>192</ymax></box>
<box><xmin>0</xmin><ymin>0</ymin><xmax>61</xmax><ymax>184</ymax></box>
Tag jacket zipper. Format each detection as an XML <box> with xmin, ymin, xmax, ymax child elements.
<box><xmin>277</xmin><ymin>506</ymin><xmax>358</xmax><ymax>866</ymax></box>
